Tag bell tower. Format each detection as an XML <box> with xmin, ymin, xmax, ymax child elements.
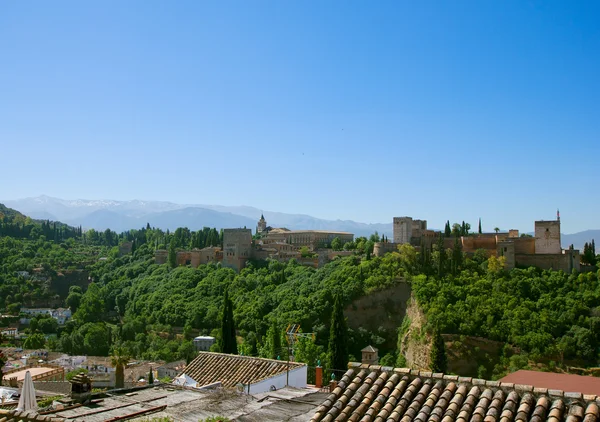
<box><xmin>257</xmin><ymin>213</ymin><xmax>267</xmax><ymax>234</ymax></box>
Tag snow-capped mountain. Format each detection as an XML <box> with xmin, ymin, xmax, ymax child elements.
<box><xmin>2</xmin><ymin>195</ymin><xmax>393</xmax><ymax>236</ymax></box>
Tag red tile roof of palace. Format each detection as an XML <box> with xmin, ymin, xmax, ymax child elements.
<box><xmin>499</xmin><ymin>370</ymin><xmax>600</xmax><ymax>396</ymax></box>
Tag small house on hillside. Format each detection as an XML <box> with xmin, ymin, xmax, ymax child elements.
<box><xmin>157</xmin><ymin>360</ymin><xmax>186</xmax><ymax>379</ymax></box>
<box><xmin>193</xmin><ymin>336</ymin><xmax>215</xmax><ymax>351</ymax></box>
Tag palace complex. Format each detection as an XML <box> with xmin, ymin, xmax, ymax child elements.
<box><xmin>374</xmin><ymin>213</ymin><xmax>580</xmax><ymax>273</ymax></box>
<box><xmin>155</xmin><ymin>214</ymin><xmax>354</xmax><ymax>271</ymax></box>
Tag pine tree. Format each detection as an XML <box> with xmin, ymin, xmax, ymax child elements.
<box><xmin>220</xmin><ymin>290</ymin><xmax>238</xmax><ymax>354</ymax></box>
<box><xmin>430</xmin><ymin>329</ymin><xmax>447</xmax><ymax>373</ymax></box>
<box><xmin>478</xmin><ymin>218</ymin><xmax>482</xmax><ymax>234</ymax></box>
<box><xmin>328</xmin><ymin>293</ymin><xmax>349</xmax><ymax>371</ymax></box>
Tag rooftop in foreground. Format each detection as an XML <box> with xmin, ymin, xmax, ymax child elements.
<box><xmin>0</xmin><ymin>384</ymin><xmax>326</xmax><ymax>422</ymax></box>
<box><xmin>310</xmin><ymin>363</ymin><xmax>600</xmax><ymax>422</ymax></box>
<box><xmin>499</xmin><ymin>370</ymin><xmax>600</xmax><ymax>398</ymax></box>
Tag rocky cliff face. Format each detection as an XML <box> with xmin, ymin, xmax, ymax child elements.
<box><xmin>398</xmin><ymin>294</ymin><xmax>431</xmax><ymax>370</ymax></box>
<box><xmin>398</xmin><ymin>294</ymin><xmax>508</xmax><ymax>377</ymax></box>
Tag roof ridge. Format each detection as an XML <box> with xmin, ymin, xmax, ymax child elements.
<box><xmin>199</xmin><ymin>351</ymin><xmax>305</xmax><ymax>367</ymax></box>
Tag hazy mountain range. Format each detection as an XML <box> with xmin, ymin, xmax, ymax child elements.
<box><xmin>3</xmin><ymin>195</ymin><xmax>597</xmax><ymax>250</ymax></box>
<box><xmin>2</xmin><ymin>195</ymin><xmax>392</xmax><ymax>238</ymax></box>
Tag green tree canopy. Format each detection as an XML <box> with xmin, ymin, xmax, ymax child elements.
<box><xmin>23</xmin><ymin>333</ymin><xmax>46</xmax><ymax>349</ymax></box>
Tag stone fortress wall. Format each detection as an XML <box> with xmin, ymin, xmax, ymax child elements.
<box><xmin>154</xmin><ymin>215</ymin><xmax>355</xmax><ymax>272</ymax></box>
<box><xmin>376</xmin><ymin>214</ymin><xmax>580</xmax><ymax>273</ymax></box>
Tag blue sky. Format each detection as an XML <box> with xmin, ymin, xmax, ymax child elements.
<box><xmin>0</xmin><ymin>1</ymin><xmax>598</xmax><ymax>233</ymax></box>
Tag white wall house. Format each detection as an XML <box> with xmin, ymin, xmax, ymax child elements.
<box><xmin>244</xmin><ymin>365</ymin><xmax>307</xmax><ymax>394</ymax></box>
<box><xmin>174</xmin><ymin>366</ymin><xmax>307</xmax><ymax>395</ymax></box>
<box><xmin>20</xmin><ymin>307</ymin><xmax>72</xmax><ymax>325</ymax></box>
<box><xmin>193</xmin><ymin>336</ymin><xmax>215</xmax><ymax>351</ymax></box>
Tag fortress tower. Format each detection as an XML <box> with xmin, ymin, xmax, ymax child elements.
<box><xmin>393</xmin><ymin>217</ymin><xmax>427</xmax><ymax>244</ymax></box>
<box><xmin>222</xmin><ymin>228</ymin><xmax>252</xmax><ymax>271</ymax></box>
<box><xmin>534</xmin><ymin>219</ymin><xmax>561</xmax><ymax>254</ymax></box>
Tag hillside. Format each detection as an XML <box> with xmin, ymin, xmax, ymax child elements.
<box><xmin>2</xmin><ymin>205</ymin><xmax>599</xmax><ymax>377</ymax></box>
<box><xmin>0</xmin><ymin>202</ymin><xmax>79</xmax><ymax>229</ymax></box>
<box><xmin>0</xmin><ymin>203</ymin><xmax>28</xmax><ymax>222</ymax></box>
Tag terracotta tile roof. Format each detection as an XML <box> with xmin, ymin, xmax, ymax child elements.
<box><xmin>499</xmin><ymin>370</ymin><xmax>600</xmax><ymax>397</ymax></box>
<box><xmin>310</xmin><ymin>364</ymin><xmax>600</xmax><ymax>422</ymax></box>
<box><xmin>181</xmin><ymin>352</ymin><xmax>305</xmax><ymax>388</ymax></box>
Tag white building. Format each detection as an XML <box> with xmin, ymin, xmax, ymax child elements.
<box><xmin>51</xmin><ymin>355</ymin><xmax>87</xmax><ymax>371</ymax></box>
<box><xmin>50</xmin><ymin>308</ymin><xmax>72</xmax><ymax>325</ymax></box>
<box><xmin>193</xmin><ymin>336</ymin><xmax>215</xmax><ymax>351</ymax></box>
<box><xmin>20</xmin><ymin>307</ymin><xmax>72</xmax><ymax>325</ymax></box>
<box><xmin>174</xmin><ymin>352</ymin><xmax>307</xmax><ymax>395</ymax></box>
<box><xmin>157</xmin><ymin>360</ymin><xmax>186</xmax><ymax>379</ymax></box>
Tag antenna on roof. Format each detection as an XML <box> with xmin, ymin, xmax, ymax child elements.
<box><xmin>285</xmin><ymin>324</ymin><xmax>315</xmax><ymax>386</ymax></box>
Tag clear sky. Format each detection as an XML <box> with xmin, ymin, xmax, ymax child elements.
<box><xmin>1</xmin><ymin>1</ymin><xmax>598</xmax><ymax>233</ymax></box>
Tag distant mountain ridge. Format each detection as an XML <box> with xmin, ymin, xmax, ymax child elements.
<box><xmin>3</xmin><ymin>195</ymin><xmax>392</xmax><ymax>237</ymax></box>
<box><xmin>3</xmin><ymin>196</ymin><xmax>597</xmax><ymax>249</ymax></box>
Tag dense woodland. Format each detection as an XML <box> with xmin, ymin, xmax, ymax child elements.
<box><xmin>1</xmin><ymin>205</ymin><xmax>599</xmax><ymax>378</ymax></box>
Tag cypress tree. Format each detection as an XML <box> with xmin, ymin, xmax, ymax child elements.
<box><xmin>444</xmin><ymin>221</ymin><xmax>451</xmax><ymax>238</ymax></box>
<box><xmin>269</xmin><ymin>322</ymin><xmax>282</xmax><ymax>359</ymax></box>
<box><xmin>168</xmin><ymin>241</ymin><xmax>177</xmax><ymax>268</ymax></box>
<box><xmin>148</xmin><ymin>367</ymin><xmax>154</xmax><ymax>384</ymax></box>
<box><xmin>220</xmin><ymin>290</ymin><xmax>238</xmax><ymax>354</ymax></box>
<box><xmin>452</xmin><ymin>236</ymin><xmax>463</xmax><ymax>275</ymax></box>
<box><xmin>430</xmin><ymin>329</ymin><xmax>447</xmax><ymax>373</ymax></box>
<box><xmin>437</xmin><ymin>234</ymin><xmax>447</xmax><ymax>277</ymax></box>
<box><xmin>328</xmin><ymin>293</ymin><xmax>349</xmax><ymax>371</ymax></box>
<box><xmin>478</xmin><ymin>218</ymin><xmax>482</xmax><ymax>234</ymax></box>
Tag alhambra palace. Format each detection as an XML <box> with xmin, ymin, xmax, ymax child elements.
<box><xmin>155</xmin><ymin>214</ymin><xmax>355</xmax><ymax>271</ymax></box>
<box><xmin>374</xmin><ymin>214</ymin><xmax>580</xmax><ymax>273</ymax></box>
<box><xmin>156</xmin><ymin>213</ymin><xmax>581</xmax><ymax>273</ymax></box>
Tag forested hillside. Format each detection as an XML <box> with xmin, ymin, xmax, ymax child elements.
<box><xmin>61</xmin><ymin>242</ymin><xmax>405</xmax><ymax>362</ymax></box>
<box><xmin>2</xmin><ymin>202</ymin><xmax>599</xmax><ymax>378</ymax></box>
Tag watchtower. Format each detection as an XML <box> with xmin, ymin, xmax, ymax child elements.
<box><xmin>534</xmin><ymin>220</ymin><xmax>561</xmax><ymax>254</ymax></box>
